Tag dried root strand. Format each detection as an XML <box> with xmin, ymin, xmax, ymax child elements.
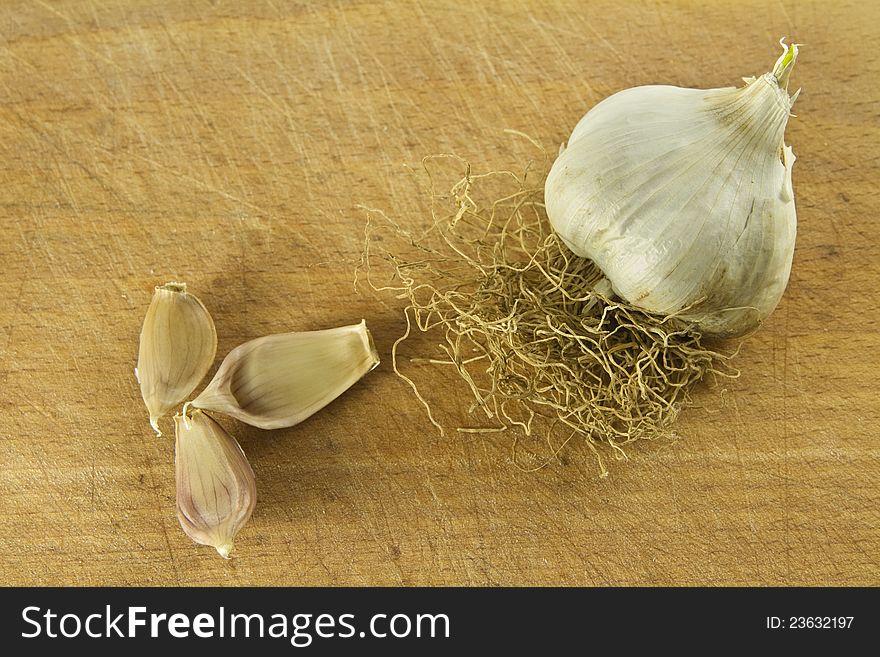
<box><xmin>357</xmin><ymin>148</ymin><xmax>739</xmax><ymax>475</ymax></box>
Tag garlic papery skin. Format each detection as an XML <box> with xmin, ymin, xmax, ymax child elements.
<box><xmin>137</xmin><ymin>282</ymin><xmax>217</xmax><ymax>434</ymax></box>
<box><xmin>174</xmin><ymin>409</ymin><xmax>256</xmax><ymax>559</ymax></box>
<box><xmin>191</xmin><ymin>320</ymin><xmax>380</xmax><ymax>430</ymax></box>
<box><xmin>544</xmin><ymin>42</ymin><xmax>800</xmax><ymax>338</ymax></box>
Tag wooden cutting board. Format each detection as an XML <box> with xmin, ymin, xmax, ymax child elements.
<box><xmin>1</xmin><ymin>0</ymin><xmax>877</xmax><ymax>585</ymax></box>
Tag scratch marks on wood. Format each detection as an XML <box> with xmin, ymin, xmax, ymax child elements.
<box><xmin>0</xmin><ymin>277</ymin><xmax>29</xmax><ymax>376</ymax></box>
<box><xmin>527</xmin><ymin>13</ymin><xmax>647</xmax><ymax>80</ymax></box>
<box><xmin>116</xmin><ymin>147</ymin><xmax>270</xmax><ymax>215</ymax></box>
<box><xmin>144</xmin><ymin>456</ymin><xmax>182</xmax><ymax>585</ymax></box>
<box><xmin>262</xmin><ymin>0</ymin><xmax>283</xmax><ymax>19</ymax></box>
<box><xmin>777</xmin><ymin>0</ymin><xmax>795</xmax><ymax>32</ymax></box>
<box><xmin>729</xmin><ymin>395</ymin><xmax>758</xmax><ymax>535</ymax></box>
<box><xmin>33</xmin><ymin>0</ymin><xmax>124</xmax><ymax>71</ymax></box>
<box><xmin>339</xmin><ymin>460</ymin><xmax>407</xmax><ymax>585</ymax></box>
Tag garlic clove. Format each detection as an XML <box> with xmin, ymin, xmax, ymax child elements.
<box><xmin>174</xmin><ymin>409</ymin><xmax>256</xmax><ymax>559</ymax></box>
<box><xmin>545</xmin><ymin>40</ymin><xmax>801</xmax><ymax>338</ymax></box>
<box><xmin>137</xmin><ymin>282</ymin><xmax>217</xmax><ymax>435</ymax></box>
<box><xmin>191</xmin><ymin>320</ymin><xmax>380</xmax><ymax>430</ymax></box>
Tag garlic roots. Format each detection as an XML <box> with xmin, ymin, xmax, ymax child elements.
<box><xmin>545</xmin><ymin>40</ymin><xmax>801</xmax><ymax>338</ymax></box>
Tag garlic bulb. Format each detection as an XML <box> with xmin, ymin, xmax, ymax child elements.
<box><xmin>545</xmin><ymin>41</ymin><xmax>801</xmax><ymax>338</ymax></box>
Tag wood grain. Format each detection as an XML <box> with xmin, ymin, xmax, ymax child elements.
<box><xmin>0</xmin><ymin>0</ymin><xmax>877</xmax><ymax>586</ymax></box>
